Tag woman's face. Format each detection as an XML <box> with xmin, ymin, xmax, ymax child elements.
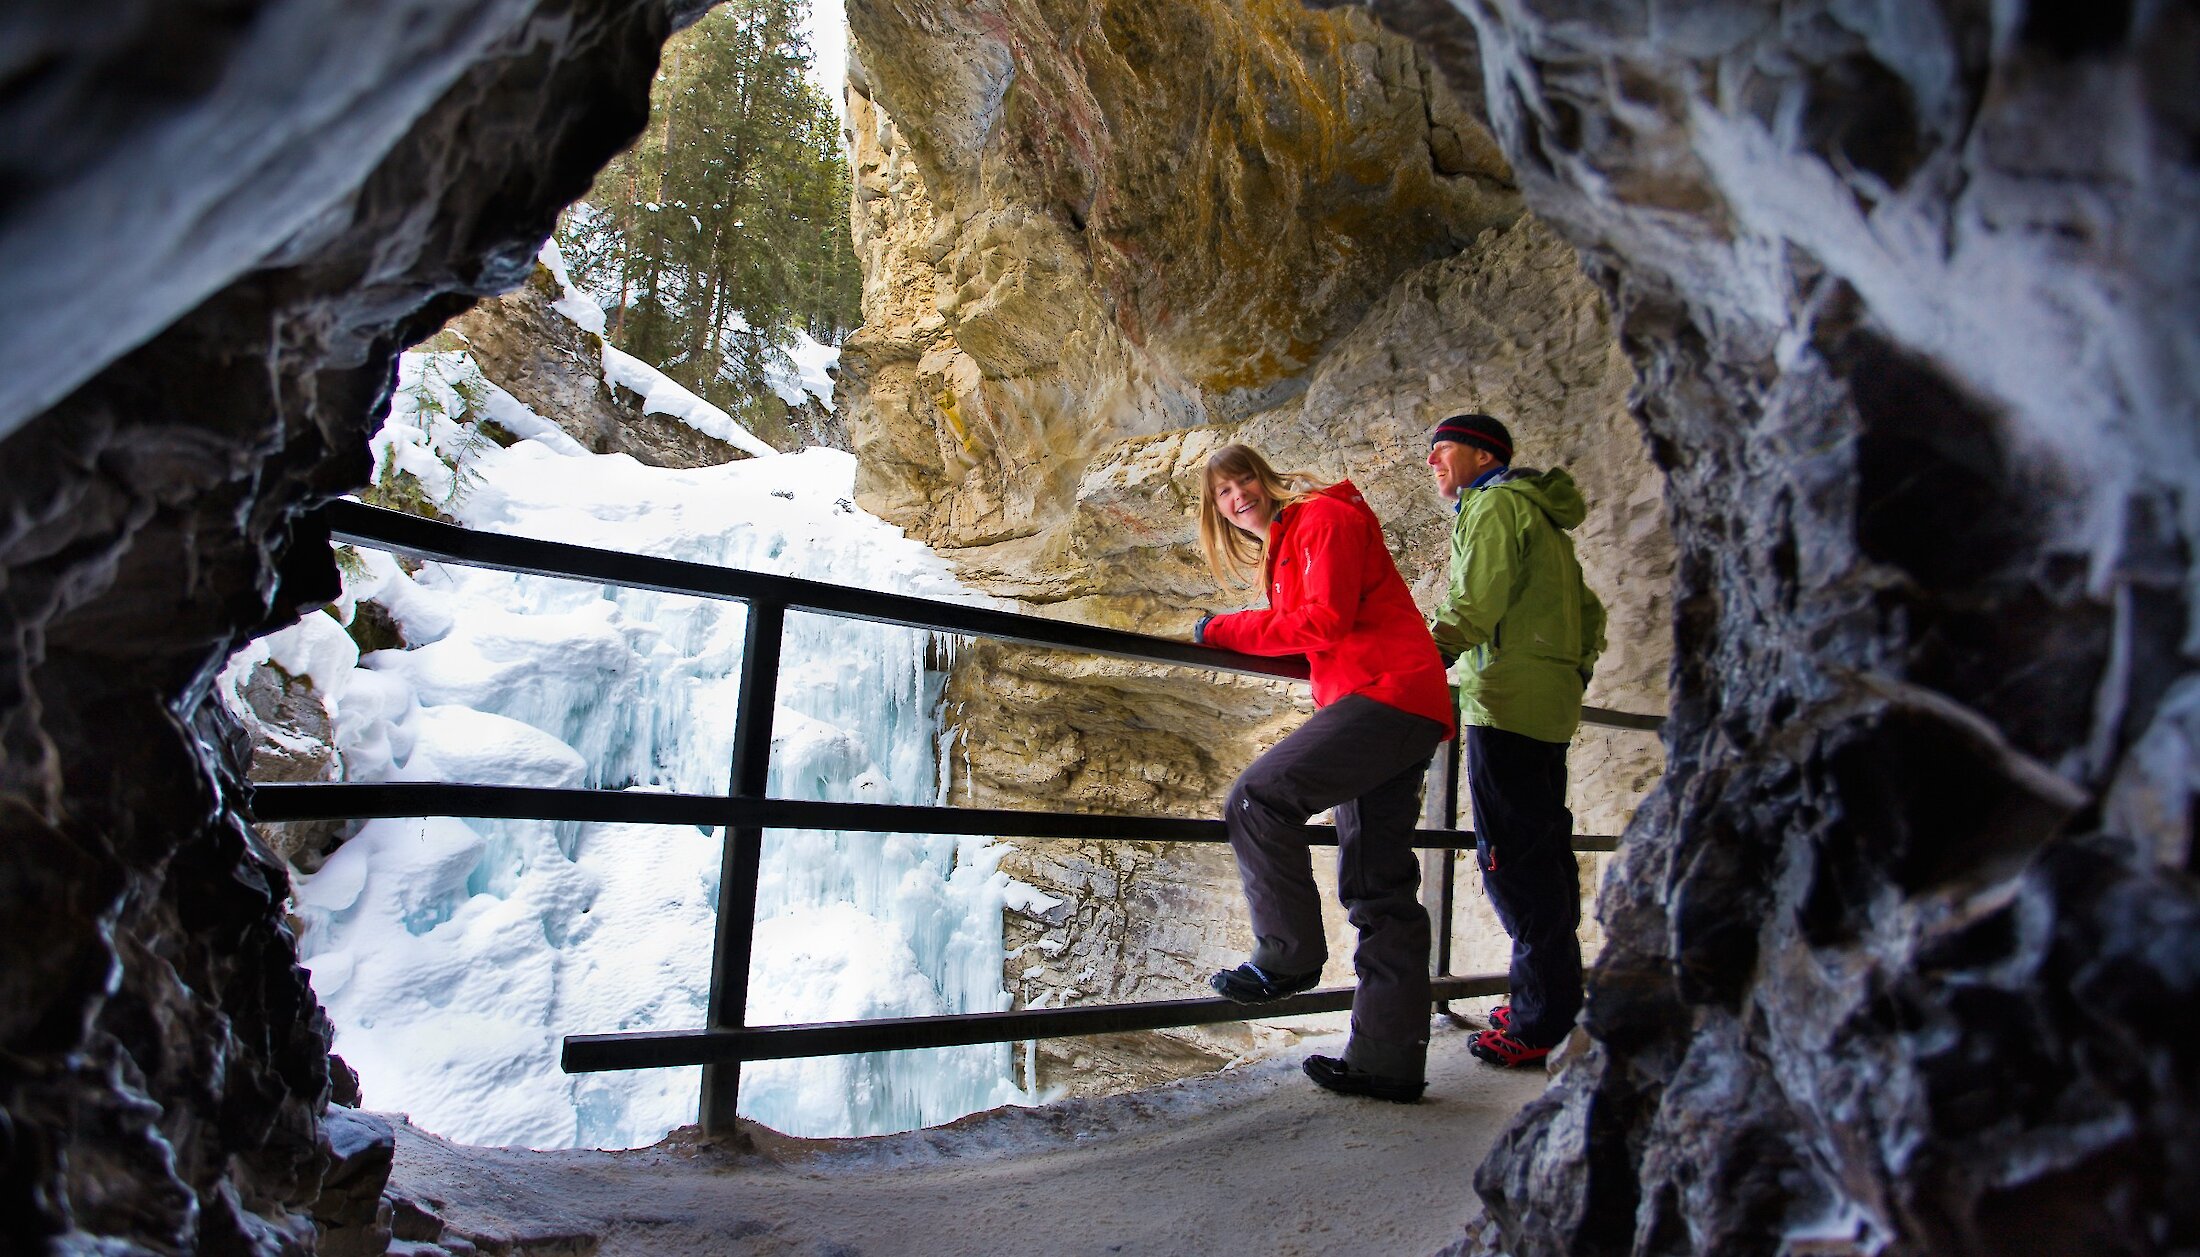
<box><xmin>1213</xmin><ymin>470</ymin><xmax>1275</xmax><ymax>536</ymax></box>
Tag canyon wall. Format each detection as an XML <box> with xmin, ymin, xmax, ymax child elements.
<box><xmin>840</xmin><ymin>0</ymin><xmax>1673</xmax><ymax>1096</ymax></box>
<box><xmin>1</xmin><ymin>0</ymin><xmax>2190</xmax><ymax>1251</ymax></box>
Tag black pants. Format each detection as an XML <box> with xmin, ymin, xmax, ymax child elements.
<box><xmin>1465</xmin><ymin>724</ymin><xmax>1582</xmax><ymax>1048</ymax></box>
<box><xmin>1224</xmin><ymin>695</ymin><xmax>1446</xmax><ymax>1080</ymax></box>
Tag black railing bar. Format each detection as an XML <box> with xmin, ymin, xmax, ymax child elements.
<box><xmin>246</xmin><ymin>782</ymin><xmax>1624</xmax><ymax>853</ymax></box>
<box><xmin>562</xmin><ymin>974</ymin><xmax>1511</xmax><ymax>1072</ymax></box>
<box><xmin>1580</xmin><ymin>705</ymin><xmax>1663</xmax><ymax>732</ymax></box>
<box><xmin>702</xmin><ymin>601</ymin><xmax>781</xmax><ymax>1132</ymax></box>
<box><xmin>321</xmin><ymin>501</ymin><xmax>1663</xmax><ymax>734</ymax></box>
<box><xmin>320</xmin><ymin>499</ymin><xmax>1305</xmax><ymax>685</ymax></box>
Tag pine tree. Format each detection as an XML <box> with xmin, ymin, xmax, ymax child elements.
<box><xmin>560</xmin><ymin>0</ymin><xmax>857</xmax><ymax>419</ymax></box>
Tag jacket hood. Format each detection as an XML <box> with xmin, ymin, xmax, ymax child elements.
<box><xmin>1486</xmin><ymin>467</ymin><xmax>1587</xmax><ymax>530</ymax></box>
<box><xmin>1296</xmin><ymin>479</ymin><xmax>1378</xmax><ymax>523</ymax></box>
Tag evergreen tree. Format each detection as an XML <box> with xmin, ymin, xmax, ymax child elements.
<box><xmin>560</xmin><ymin>0</ymin><xmax>857</xmax><ymax>421</ymax></box>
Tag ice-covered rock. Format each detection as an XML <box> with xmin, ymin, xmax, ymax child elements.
<box><xmin>292</xmin><ymin>411</ymin><xmax>1026</xmax><ymax>1149</ymax></box>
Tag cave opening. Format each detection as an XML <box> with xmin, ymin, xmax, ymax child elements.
<box><xmin>4</xmin><ymin>0</ymin><xmax>2196</xmax><ymax>1254</ymax></box>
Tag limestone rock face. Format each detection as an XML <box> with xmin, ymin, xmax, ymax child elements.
<box><xmin>0</xmin><ymin>0</ymin><xmax>686</xmax><ymax>1245</ymax></box>
<box><xmin>842</xmin><ymin>0</ymin><xmax>1522</xmax><ymax>586</ymax></box>
<box><xmin>846</xmin><ymin>0</ymin><xmax>1673</xmax><ymax>1098</ymax></box>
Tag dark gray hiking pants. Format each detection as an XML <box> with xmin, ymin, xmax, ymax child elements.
<box><xmin>1224</xmin><ymin>694</ymin><xmax>1448</xmax><ymax>1080</ymax></box>
<box><xmin>1465</xmin><ymin>724</ymin><xmax>1582</xmax><ymax>1048</ymax></box>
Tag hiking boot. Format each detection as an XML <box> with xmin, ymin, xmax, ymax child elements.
<box><xmin>1469</xmin><ymin>1028</ymin><xmax>1550</xmax><ymax>1069</ymax></box>
<box><xmin>1487</xmin><ymin>1004</ymin><xmax>1512</xmax><ymax>1034</ymax></box>
<box><xmin>1208</xmin><ymin>962</ymin><xmax>1320</xmax><ymax>1004</ymax></box>
<box><xmin>1303</xmin><ymin>1055</ymin><xmax>1426</xmax><ymax>1103</ymax></box>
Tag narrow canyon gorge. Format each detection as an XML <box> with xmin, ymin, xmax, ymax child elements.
<box><xmin>0</xmin><ymin>1</ymin><xmax>2193</xmax><ymax>1254</ymax></box>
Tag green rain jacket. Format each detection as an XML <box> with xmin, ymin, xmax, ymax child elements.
<box><xmin>1429</xmin><ymin>467</ymin><xmax>1607</xmax><ymax>744</ymax></box>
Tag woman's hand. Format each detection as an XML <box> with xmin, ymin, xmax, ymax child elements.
<box><xmin>1192</xmin><ymin>613</ymin><xmax>1215</xmax><ymax>645</ymax></box>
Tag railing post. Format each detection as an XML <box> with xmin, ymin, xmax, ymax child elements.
<box><xmin>701</xmin><ymin>600</ymin><xmax>784</xmax><ymax>1134</ymax></box>
<box><xmin>1421</xmin><ymin>734</ymin><xmax>1461</xmax><ymax>1014</ymax></box>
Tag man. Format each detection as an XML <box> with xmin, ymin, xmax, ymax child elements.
<box><xmin>1425</xmin><ymin>412</ymin><xmax>1606</xmax><ymax>1069</ymax></box>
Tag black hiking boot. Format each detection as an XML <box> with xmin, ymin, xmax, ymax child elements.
<box><xmin>1303</xmin><ymin>1055</ymin><xmax>1426</xmax><ymax>1104</ymax></box>
<box><xmin>1208</xmin><ymin>962</ymin><xmax>1320</xmax><ymax>1004</ymax></box>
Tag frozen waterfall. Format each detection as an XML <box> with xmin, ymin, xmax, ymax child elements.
<box><xmin>238</xmin><ymin>352</ymin><xmax>1033</xmax><ymax>1149</ymax></box>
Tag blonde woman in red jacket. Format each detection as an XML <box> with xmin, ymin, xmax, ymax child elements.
<box><xmin>1192</xmin><ymin>443</ymin><xmax>1454</xmax><ymax>1102</ymax></box>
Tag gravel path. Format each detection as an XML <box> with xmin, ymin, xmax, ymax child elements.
<box><xmin>385</xmin><ymin>1020</ymin><xmax>1548</xmax><ymax>1256</ymax></box>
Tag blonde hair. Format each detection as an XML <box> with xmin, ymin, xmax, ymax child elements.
<box><xmin>1196</xmin><ymin>444</ymin><xmax>1321</xmax><ymax>588</ymax></box>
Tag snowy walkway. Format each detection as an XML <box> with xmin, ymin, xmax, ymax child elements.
<box><xmin>383</xmin><ymin>1021</ymin><xmax>1547</xmax><ymax>1256</ymax></box>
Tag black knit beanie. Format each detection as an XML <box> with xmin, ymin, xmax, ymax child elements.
<box><xmin>1429</xmin><ymin>413</ymin><xmax>1513</xmax><ymax>463</ymax></box>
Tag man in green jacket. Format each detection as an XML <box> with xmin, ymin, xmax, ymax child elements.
<box><xmin>1425</xmin><ymin>412</ymin><xmax>1606</xmax><ymax>1069</ymax></box>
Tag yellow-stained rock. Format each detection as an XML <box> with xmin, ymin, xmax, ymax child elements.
<box><xmin>843</xmin><ymin>0</ymin><xmax>1673</xmax><ymax>1098</ymax></box>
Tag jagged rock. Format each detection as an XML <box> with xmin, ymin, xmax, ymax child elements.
<box><xmin>2</xmin><ymin>0</ymin><xmax>2193</xmax><ymax>1251</ymax></box>
<box><xmin>0</xmin><ymin>0</ymin><xmax>688</xmax><ymax>1245</ymax></box>
<box><xmin>1356</xmin><ymin>1</ymin><xmax>2200</xmax><ymax>1252</ymax></box>
<box><xmin>316</xmin><ymin>1107</ymin><xmax>398</xmax><ymax>1257</ymax></box>
<box><xmin>842</xmin><ymin>0</ymin><xmax>1521</xmax><ymax>567</ymax></box>
<box><xmin>600</xmin><ymin>403</ymin><xmax>747</xmax><ymax>468</ymax></box>
<box><xmin>439</xmin><ymin>265</ymin><xmax>749</xmax><ymax>468</ymax></box>
<box><xmin>782</xmin><ymin>388</ymin><xmax>852</xmax><ymax>454</ymax></box>
<box><xmin>331</xmin><ymin>1054</ymin><xmax>365</xmax><ymax>1110</ymax></box>
<box><xmin>435</xmin><ymin>268</ymin><xmax>636</xmax><ymax>455</ymax></box>
<box><xmin>238</xmin><ymin>661</ymin><xmax>350</xmax><ymax>869</ymax></box>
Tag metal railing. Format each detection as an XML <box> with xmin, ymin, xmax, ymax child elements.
<box><xmin>251</xmin><ymin>499</ymin><xmax>1662</xmax><ymax>1132</ymax></box>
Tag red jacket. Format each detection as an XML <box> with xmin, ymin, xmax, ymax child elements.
<box><xmin>1203</xmin><ymin>482</ymin><xmax>1455</xmax><ymax>734</ymax></box>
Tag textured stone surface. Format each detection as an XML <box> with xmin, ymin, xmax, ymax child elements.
<box><xmin>846</xmin><ymin>0</ymin><xmax>1674</xmax><ymax>1095</ymax></box>
<box><xmin>236</xmin><ymin>660</ymin><xmax>351</xmax><ymax>870</ymax></box>
<box><xmin>841</xmin><ymin>0</ymin><xmax>1522</xmax><ymax>575</ymax></box>
<box><xmin>314</xmin><ymin>1107</ymin><xmax>398</xmax><ymax>1257</ymax></box>
<box><xmin>4</xmin><ymin>0</ymin><xmax>2190</xmax><ymax>1251</ymax></box>
<box><xmin>0</xmin><ymin>0</ymin><xmax>684</xmax><ymax>1246</ymax></box>
<box><xmin>439</xmin><ymin>264</ymin><xmax>750</xmax><ymax>468</ymax></box>
<box><xmin>1341</xmin><ymin>1</ymin><xmax>2200</xmax><ymax>1253</ymax></box>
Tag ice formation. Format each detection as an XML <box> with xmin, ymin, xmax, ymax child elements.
<box><xmin>232</xmin><ymin>346</ymin><xmax>1031</xmax><ymax>1149</ymax></box>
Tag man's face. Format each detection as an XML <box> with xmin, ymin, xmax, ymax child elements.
<box><xmin>1427</xmin><ymin>440</ymin><xmax>1491</xmax><ymax>501</ymax></box>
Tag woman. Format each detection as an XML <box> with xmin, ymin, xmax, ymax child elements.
<box><xmin>1192</xmin><ymin>443</ymin><xmax>1454</xmax><ymax>1102</ymax></box>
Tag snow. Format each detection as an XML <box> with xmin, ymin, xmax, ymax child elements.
<box><xmin>536</xmin><ymin>238</ymin><xmax>605</xmax><ymax>336</ymax></box>
<box><xmin>264</xmin><ymin>609</ymin><xmax>361</xmax><ymax>698</ymax></box>
<box><xmin>275</xmin><ymin>362</ymin><xmax>1031</xmax><ymax>1149</ymax></box>
<box><xmin>391</xmin><ymin>706</ymin><xmax>589</xmax><ymax>789</ymax></box>
<box><xmin>599</xmin><ymin>342</ymin><xmax>781</xmax><ymax>457</ymax></box>
<box><xmin>1002</xmin><ymin>882</ymin><xmax>1062</xmax><ymax>918</ymax></box>
<box><xmin>772</xmin><ymin>328</ymin><xmax>840</xmax><ymax>412</ymax></box>
<box><xmin>214</xmin><ymin>606</ymin><xmax>356</xmax><ymax>759</ymax></box>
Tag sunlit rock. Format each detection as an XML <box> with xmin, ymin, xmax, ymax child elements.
<box><xmin>844</xmin><ymin>0</ymin><xmax>1673</xmax><ymax>1097</ymax></box>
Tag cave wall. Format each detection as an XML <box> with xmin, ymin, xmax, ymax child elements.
<box><xmin>1339</xmin><ymin>1</ymin><xmax>2199</xmax><ymax>1253</ymax></box>
<box><xmin>1</xmin><ymin>0</ymin><xmax>2190</xmax><ymax>1251</ymax></box>
<box><xmin>0</xmin><ymin>0</ymin><xmax>691</xmax><ymax>1247</ymax></box>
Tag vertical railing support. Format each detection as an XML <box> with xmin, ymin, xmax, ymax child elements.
<box><xmin>701</xmin><ymin>600</ymin><xmax>785</xmax><ymax>1134</ymax></box>
<box><xmin>1421</xmin><ymin>734</ymin><xmax>1462</xmax><ymax>1015</ymax></box>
